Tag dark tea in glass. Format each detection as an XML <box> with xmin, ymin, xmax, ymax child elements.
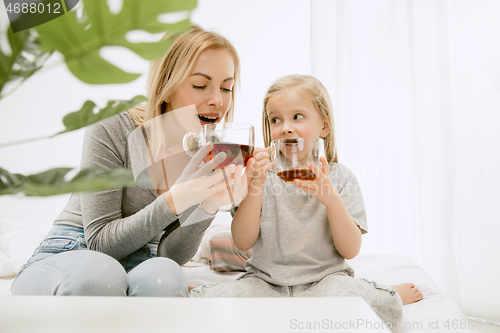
<box><xmin>206</xmin><ymin>143</ymin><xmax>254</xmax><ymax>169</ymax></box>
<box><xmin>277</xmin><ymin>168</ymin><xmax>316</xmax><ymax>183</ymax></box>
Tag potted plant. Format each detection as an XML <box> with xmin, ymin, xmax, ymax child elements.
<box><xmin>0</xmin><ymin>0</ymin><xmax>196</xmax><ymax>196</ymax></box>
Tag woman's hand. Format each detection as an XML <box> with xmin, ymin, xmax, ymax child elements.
<box><xmin>202</xmin><ymin>164</ymin><xmax>248</xmax><ymax>214</ymax></box>
<box><xmin>201</xmin><ymin>146</ymin><xmax>271</xmax><ymax>215</ymax></box>
<box><xmin>164</xmin><ymin>143</ymin><xmax>235</xmax><ymax>215</ymax></box>
<box><xmin>293</xmin><ymin>156</ymin><xmax>339</xmax><ymax>206</ymax></box>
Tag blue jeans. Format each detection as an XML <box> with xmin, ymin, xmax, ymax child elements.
<box><xmin>11</xmin><ymin>225</ymin><xmax>188</xmax><ymax>297</ymax></box>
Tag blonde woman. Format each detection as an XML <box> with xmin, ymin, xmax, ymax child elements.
<box><xmin>12</xmin><ymin>25</ymin><xmax>243</xmax><ymax>297</ymax></box>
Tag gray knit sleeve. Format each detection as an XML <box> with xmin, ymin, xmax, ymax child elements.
<box><xmin>158</xmin><ymin>203</ymin><xmax>216</xmax><ymax>266</ymax></box>
<box><xmin>79</xmin><ymin>116</ymin><xmax>196</xmax><ymax>260</ymax></box>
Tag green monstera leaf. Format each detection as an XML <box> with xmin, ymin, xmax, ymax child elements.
<box><xmin>0</xmin><ymin>96</ymin><xmax>148</xmax><ymax>148</ymax></box>
<box><xmin>0</xmin><ymin>29</ymin><xmax>53</xmax><ymax>98</ymax></box>
<box><xmin>57</xmin><ymin>95</ymin><xmax>148</xmax><ymax>134</ymax></box>
<box><xmin>0</xmin><ymin>0</ymin><xmax>197</xmax><ymax>197</ymax></box>
<box><xmin>0</xmin><ymin>166</ymin><xmax>147</xmax><ymax>196</ymax></box>
<box><xmin>35</xmin><ymin>0</ymin><xmax>197</xmax><ymax>84</ymax></box>
<box><xmin>0</xmin><ymin>28</ymin><xmax>29</xmax><ymax>95</ymax></box>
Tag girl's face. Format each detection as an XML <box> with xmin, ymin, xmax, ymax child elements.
<box><xmin>267</xmin><ymin>87</ymin><xmax>329</xmax><ymax>141</ymax></box>
<box><xmin>166</xmin><ymin>48</ymin><xmax>235</xmax><ymax>125</ymax></box>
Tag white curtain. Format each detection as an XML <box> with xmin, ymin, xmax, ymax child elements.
<box><xmin>311</xmin><ymin>0</ymin><xmax>500</xmax><ymax>321</ymax></box>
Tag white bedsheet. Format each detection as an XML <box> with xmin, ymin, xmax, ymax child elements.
<box><xmin>180</xmin><ymin>255</ymin><xmax>473</xmax><ymax>332</ymax></box>
<box><xmin>0</xmin><ymin>219</ymin><xmax>473</xmax><ymax>332</ymax></box>
<box><xmin>0</xmin><ymin>219</ymin><xmax>46</xmax><ymax>278</ymax></box>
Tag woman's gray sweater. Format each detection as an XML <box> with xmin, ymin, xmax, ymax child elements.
<box><xmin>53</xmin><ymin>112</ymin><xmax>215</xmax><ymax>265</ymax></box>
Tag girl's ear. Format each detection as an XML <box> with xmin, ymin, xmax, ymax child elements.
<box><xmin>321</xmin><ymin>121</ymin><xmax>330</xmax><ymax>138</ymax></box>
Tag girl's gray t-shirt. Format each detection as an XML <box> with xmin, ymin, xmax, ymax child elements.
<box><xmin>53</xmin><ymin>112</ymin><xmax>215</xmax><ymax>264</ymax></box>
<box><xmin>243</xmin><ymin>163</ymin><xmax>368</xmax><ymax>286</ymax></box>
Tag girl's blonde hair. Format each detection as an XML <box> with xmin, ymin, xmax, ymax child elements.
<box><xmin>262</xmin><ymin>74</ymin><xmax>338</xmax><ymax>163</ymax></box>
<box><xmin>129</xmin><ymin>24</ymin><xmax>240</xmax><ymax>127</ymax></box>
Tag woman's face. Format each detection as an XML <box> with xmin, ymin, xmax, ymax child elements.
<box><xmin>267</xmin><ymin>87</ymin><xmax>329</xmax><ymax>141</ymax></box>
<box><xmin>166</xmin><ymin>48</ymin><xmax>235</xmax><ymax>125</ymax></box>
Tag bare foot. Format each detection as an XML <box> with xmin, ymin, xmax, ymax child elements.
<box><xmin>188</xmin><ymin>284</ymin><xmax>196</xmax><ymax>292</ymax></box>
<box><xmin>392</xmin><ymin>283</ymin><xmax>423</xmax><ymax>305</ymax></box>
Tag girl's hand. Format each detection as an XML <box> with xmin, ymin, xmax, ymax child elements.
<box><xmin>202</xmin><ymin>164</ymin><xmax>248</xmax><ymax>214</ymax></box>
<box><xmin>293</xmin><ymin>156</ymin><xmax>339</xmax><ymax>206</ymax></box>
<box><xmin>246</xmin><ymin>147</ymin><xmax>272</xmax><ymax>184</ymax></box>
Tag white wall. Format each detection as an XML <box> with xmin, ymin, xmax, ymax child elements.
<box><xmin>0</xmin><ymin>0</ymin><xmax>311</xmax><ymax>230</ymax></box>
<box><xmin>191</xmin><ymin>0</ymin><xmax>311</xmax><ymax>147</ymax></box>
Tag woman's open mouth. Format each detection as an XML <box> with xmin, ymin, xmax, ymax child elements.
<box><xmin>284</xmin><ymin>139</ymin><xmax>298</xmax><ymax>146</ymax></box>
<box><xmin>197</xmin><ymin>114</ymin><xmax>219</xmax><ymax>124</ymax></box>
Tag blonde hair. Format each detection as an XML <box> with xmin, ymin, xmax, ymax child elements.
<box><xmin>262</xmin><ymin>74</ymin><xmax>338</xmax><ymax>163</ymax></box>
<box><xmin>129</xmin><ymin>24</ymin><xmax>240</xmax><ymax>127</ymax></box>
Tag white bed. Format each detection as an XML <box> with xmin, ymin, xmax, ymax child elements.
<box><xmin>0</xmin><ymin>218</ymin><xmax>474</xmax><ymax>332</ymax></box>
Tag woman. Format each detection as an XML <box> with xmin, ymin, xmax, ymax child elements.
<box><xmin>11</xmin><ymin>25</ymin><xmax>242</xmax><ymax>297</ymax></box>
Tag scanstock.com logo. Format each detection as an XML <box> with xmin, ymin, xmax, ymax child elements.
<box><xmin>3</xmin><ymin>0</ymin><xmax>79</xmax><ymax>32</ymax></box>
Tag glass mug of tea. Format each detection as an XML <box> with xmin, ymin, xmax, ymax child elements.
<box><xmin>182</xmin><ymin>122</ymin><xmax>255</xmax><ymax>169</ymax></box>
<box><xmin>270</xmin><ymin>137</ymin><xmax>326</xmax><ymax>183</ymax></box>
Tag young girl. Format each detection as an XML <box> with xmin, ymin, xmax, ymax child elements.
<box><xmin>190</xmin><ymin>74</ymin><xmax>423</xmax><ymax>325</ymax></box>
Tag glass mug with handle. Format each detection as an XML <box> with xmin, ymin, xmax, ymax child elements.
<box><xmin>270</xmin><ymin>137</ymin><xmax>326</xmax><ymax>183</ymax></box>
<box><xmin>182</xmin><ymin>122</ymin><xmax>255</xmax><ymax>168</ymax></box>
<box><xmin>182</xmin><ymin>122</ymin><xmax>255</xmax><ymax>211</ymax></box>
